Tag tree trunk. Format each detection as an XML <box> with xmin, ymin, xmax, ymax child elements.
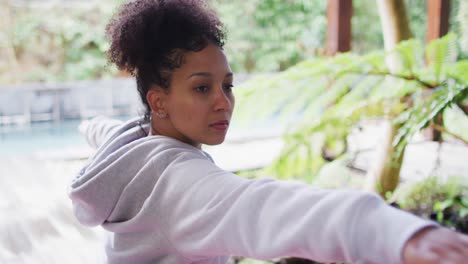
<box><xmin>365</xmin><ymin>120</ymin><xmax>404</xmax><ymax>197</ymax></box>
<box><xmin>376</xmin><ymin>0</ymin><xmax>412</xmax><ymax>50</ymax></box>
<box><xmin>376</xmin><ymin>0</ymin><xmax>413</xmax><ymax>72</ymax></box>
<box><xmin>367</xmin><ymin>0</ymin><xmax>413</xmax><ymax>196</ymax></box>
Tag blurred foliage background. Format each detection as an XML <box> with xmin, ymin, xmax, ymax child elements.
<box><xmin>0</xmin><ymin>0</ymin><xmax>467</xmax><ymax>84</ymax></box>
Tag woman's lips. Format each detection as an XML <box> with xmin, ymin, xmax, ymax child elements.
<box><xmin>210</xmin><ymin>120</ymin><xmax>229</xmax><ymax>131</ymax></box>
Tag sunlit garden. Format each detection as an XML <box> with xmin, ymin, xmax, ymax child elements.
<box><xmin>0</xmin><ymin>0</ymin><xmax>467</xmax><ymax>263</ymax></box>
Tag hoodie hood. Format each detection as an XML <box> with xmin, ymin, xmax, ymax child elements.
<box><xmin>68</xmin><ymin>117</ymin><xmax>210</xmax><ymax>227</ymax></box>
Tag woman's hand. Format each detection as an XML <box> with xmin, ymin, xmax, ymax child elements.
<box><xmin>403</xmin><ymin>226</ymin><xmax>468</xmax><ymax>263</ymax></box>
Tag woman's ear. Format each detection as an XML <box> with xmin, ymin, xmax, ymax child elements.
<box><xmin>147</xmin><ymin>87</ymin><xmax>168</xmax><ymax>119</ymax></box>
<box><xmin>147</xmin><ymin>87</ymin><xmax>166</xmax><ymax>112</ymax></box>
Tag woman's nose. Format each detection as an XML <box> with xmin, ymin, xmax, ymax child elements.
<box><xmin>213</xmin><ymin>88</ymin><xmax>232</xmax><ymax>112</ymax></box>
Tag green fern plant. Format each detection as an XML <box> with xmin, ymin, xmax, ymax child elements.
<box><xmin>233</xmin><ymin>34</ymin><xmax>468</xmax><ymax>194</ymax></box>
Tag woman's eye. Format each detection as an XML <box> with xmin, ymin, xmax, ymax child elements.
<box><xmin>223</xmin><ymin>84</ymin><xmax>234</xmax><ymax>93</ymax></box>
<box><xmin>195</xmin><ymin>86</ymin><xmax>209</xmax><ymax>93</ymax></box>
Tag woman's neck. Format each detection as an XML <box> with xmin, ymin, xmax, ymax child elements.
<box><xmin>149</xmin><ymin>122</ymin><xmax>201</xmax><ymax>149</ymax></box>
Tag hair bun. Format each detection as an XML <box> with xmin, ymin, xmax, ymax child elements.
<box><xmin>106</xmin><ymin>0</ymin><xmax>224</xmax><ymax>76</ymax></box>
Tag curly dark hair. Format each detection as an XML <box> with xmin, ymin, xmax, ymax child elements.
<box><xmin>106</xmin><ymin>0</ymin><xmax>226</xmax><ymax>119</ymax></box>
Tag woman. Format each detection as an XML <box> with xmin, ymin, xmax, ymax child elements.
<box><xmin>68</xmin><ymin>0</ymin><xmax>468</xmax><ymax>263</ymax></box>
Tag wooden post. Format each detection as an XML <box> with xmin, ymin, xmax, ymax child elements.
<box><xmin>426</xmin><ymin>0</ymin><xmax>450</xmax><ymax>42</ymax></box>
<box><xmin>326</xmin><ymin>0</ymin><xmax>353</xmax><ymax>55</ymax></box>
<box><xmin>426</xmin><ymin>0</ymin><xmax>451</xmax><ymax>142</ymax></box>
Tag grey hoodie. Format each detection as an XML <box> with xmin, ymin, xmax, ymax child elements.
<box><xmin>68</xmin><ymin>116</ymin><xmax>435</xmax><ymax>264</ymax></box>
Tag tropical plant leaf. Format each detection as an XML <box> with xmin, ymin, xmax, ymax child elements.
<box><xmin>393</xmin><ymin>80</ymin><xmax>468</xmax><ymax>158</ymax></box>
<box><xmin>234</xmin><ymin>34</ymin><xmax>468</xmax><ymax>184</ymax></box>
<box><xmin>425</xmin><ymin>33</ymin><xmax>459</xmax><ymax>83</ymax></box>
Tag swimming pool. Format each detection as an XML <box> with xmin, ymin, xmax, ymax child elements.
<box><xmin>0</xmin><ymin>117</ymin><xmax>287</xmax><ymax>157</ymax></box>
<box><xmin>0</xmin><ymin>120</ymin><xmax>88</xmax><ymax>156</ymax></box>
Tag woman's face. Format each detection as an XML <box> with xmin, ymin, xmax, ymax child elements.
<box><xmin>154</xmin><ymin>44</ymin><xmax>235</xmax><ymax>148</ymax></box>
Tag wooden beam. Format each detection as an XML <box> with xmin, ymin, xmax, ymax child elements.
<box><xmin>326</xmin><ymin>0</ymin><xmax>353</xmax><ymax>55</ymax></box>
<box><xmin>426</xmin><ymin>0</ymin><xmax>450</xmax><ymax>42</ymax></box>
<box><xmin>426</xmin><ymin>0</ymin><xmax>450</xmax><ymax>142</ymax></box>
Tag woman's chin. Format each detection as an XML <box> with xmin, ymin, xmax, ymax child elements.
<box><xmin>203</xmin><ymin>136</ymin><xmax>226</xmax><ymax>146</ymax></box>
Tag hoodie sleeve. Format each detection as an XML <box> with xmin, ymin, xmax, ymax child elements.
<box><xmin>158</xmin><ymin>158</ymin><xmax>437</xmax><ymax>264</ymax></box>
<box><xmin>79</xmin><ymin>116</ymin><xmax>123</xmax><ymax>149</ymax></box>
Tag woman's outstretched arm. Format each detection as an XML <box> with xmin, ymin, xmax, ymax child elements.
<box><xmin>157</xmin><ymin>158</ymin><xmax>450</xmax><ymax>263</ymax></box>
<box><xmin>78</xmin><ymin>116</ymin><xmax>123</xmax><ymax>149</ymax></box>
